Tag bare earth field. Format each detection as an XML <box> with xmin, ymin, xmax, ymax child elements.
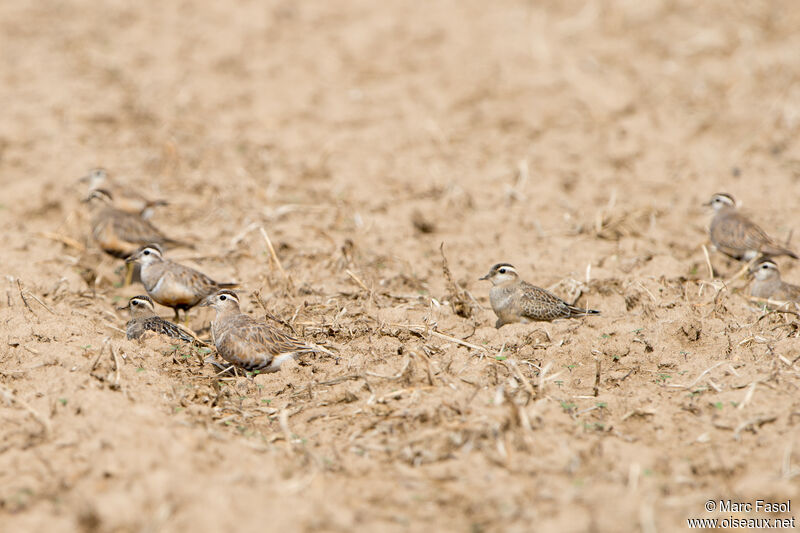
<box><xmin>2</xmin><ymin>0</ymin><xmax>800</xmax><ymax>531</ymax></box>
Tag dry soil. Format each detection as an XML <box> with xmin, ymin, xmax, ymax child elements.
<box><xmin>2</xmin><ymin>1</ymin><xmax>800</xmax><ymax>532</ymax></box>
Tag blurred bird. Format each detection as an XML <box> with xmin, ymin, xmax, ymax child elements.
<box><xmin>749</xmin><ymin>259</ymin><xmax>800</xmax><ymax>303</ymax></box>
<box><xmin>80</xmin><ymin>167</ymin><xmax>167</xmax><ymax>219</ymax></box>
<box><xmin>480</xmin><ymin>263</ymin><xmax>599</xmax><ymax>327</ymax></box>
<box><xmin>119</xmin><ymin>294</ymin><xmax>198</xmax><ymax>343</ymax></box>
<box><xmin>707</xmin><ymin>193</ymin><xmax>797</xmax><ymax>261</ymax></box>
<box><xmin>127</xmin><ymin>245</ymin><xmax>237</xmax><ymax>321</ymax></box>
<box><xmin>85</xmin><ymin>189</ymin><xmax>190</xmax><ymax>260</ymax></box>
<box><xmin>200</xmin><ymin>290</ymin><xmax>332</xmax><ymax>373</ymax></box>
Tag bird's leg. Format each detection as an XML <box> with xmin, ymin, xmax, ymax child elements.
<box><xmin>173</xmin><ymin>307</ymin><xmax>180</xmax><ymax>322</ymax></box>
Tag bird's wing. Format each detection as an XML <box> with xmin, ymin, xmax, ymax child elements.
<box><xmin>712</xmin><ymin>212</ymin><xmax>771</xmax><ymax>251</ymax></box>
<box><xmin>111</xmin><ymin>210</ymin><xmax>169</xmax><ymax>246</ymax></box>
<box><xmin>518</xmin><ymin>282</ymin><xmax>574</xmax><ymax>320</ymax></box>
<box><xmin>141</xmin><ymin>316</ymin><xmax>197</xmax><ymax>343</ymax></box>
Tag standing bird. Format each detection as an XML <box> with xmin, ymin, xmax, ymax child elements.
<box><xmin>126</xmin><ymin>245</ymin><xmax>237</xmax><ymax>321</ymax></box>
<box><xmin>200</xmin><ymin>290</ymin><xmax>332</xmax><ymax>373</ymax></box>
<box><xmin>119</xmin><ymin>294</ymin><xmax>199</xmax><ymax>343</ymax></box>
<box><xmin>707</xmin><ymin>193</ymin><xmax>797</xmax><ymax>261</ymax></box>
<box><xmin>85</xmin><ymin>189</ymin><xmax>190</xmax><ymax>260</ymax></box>
<box><xmin>479</xmin><ymin>263</ymin><xmax>600</xmax><ymax>327</ymax></box>
<box><xmin>80</xmin><ymin>167</ymin><xmax>167</xmax><ymax>219</ymax></box>
<box><xmin>749</xmin><ymin>260</ymin><xmax>800</xmax><ymax>302</ymax></box>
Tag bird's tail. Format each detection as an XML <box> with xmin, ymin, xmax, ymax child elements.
<box><xmin>762</xmin><ymin>243</ymin><xmax>798</xmax><ymax>260</ymax></box>
<box><xmin>568</xmin><ymin>305</ymin><xmax>600</xmax><ymax>317</ymax></box>
<box><xmin>163</xmin><ymin>237</ymin><xmax>196</xmax><ymax>249</ymax></box>
<box><xmin>302</xmin><ymin>343</ymin><xmax>336</xmax><ymax>358</ymax></box>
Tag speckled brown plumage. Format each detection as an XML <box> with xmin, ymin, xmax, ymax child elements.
<box><xmin>480</xmin><ymin>263</ymin><xmax>599</xmax><ymax>328</ymax></box>
<box><xmin>201</xmin><ymin>290</ymin><xmax>331</xmax><ymax>372</ymax></box>
<box><xmin>121</xmin><ymin>295</ymin><xmax>198</xmax><ymax>343</ymax></box>
<box><xmin>127</xmin><ymin>245</ymin><xmax>237</xmax><ymax>319</ymax></box>
<box><xmin>708</xmin><ymin>193</ymin><xmax>797</xmax><ymax>261</ymax></box>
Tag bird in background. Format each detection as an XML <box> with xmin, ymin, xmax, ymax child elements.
<box><xmin>85</xmin><ymin>189</ymin><xmax>191</xmax><ymax>284</ymax></box>
<box><xmin>80</xmin><ymin>167</ymin><xmax>167</xmax><ymax>219</ymax></box>
<box><xmin>749</xmin><ymin>259</ymin><xmax>800</xmax><ymax>303</ymax></box>
<box><xmin>85</xmin><ymin>189</ymin><xmax>190</xmax><ymax>259</ymax></box>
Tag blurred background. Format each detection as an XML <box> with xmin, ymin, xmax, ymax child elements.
<box><xmin>2</xmin><ymin>1</ymin><xmax>799</xmax><ymax>531</ymax></box>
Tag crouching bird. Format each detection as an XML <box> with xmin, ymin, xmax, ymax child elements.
<box><xmin>480</xmin><ymin>263</ymin><xmax>600</xmax><ymax>328</ymax></box>
<box><xmin>200</xmin><ymin>290</ymin><xmax>333</xmax><ymax>373</ymax></box>
<box><xmin>119</xmin><ymin>295</ymin><xmax>199</xmax><ymax>343</ymax></box>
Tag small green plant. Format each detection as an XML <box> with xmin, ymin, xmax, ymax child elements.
<box><xmin>560</xmin><ymin>401</ymin><xmax>576</xmax><ymax>412</ymax></box>
<box><xmin>657</xmin><ymin>373</ymin><xmax>671</xmax><ymax>383</ymax></box>
<box><xmin>58</xmin><ymin>398</ymin><xmax>67</xmax><ymax>406</ymax></box>
<box><xmin>713</xmin><ymin>402</ymin><xmax>723</xmax><ymax>410</ymax></box>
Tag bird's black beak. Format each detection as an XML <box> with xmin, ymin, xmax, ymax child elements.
<box><xmin>479</xmin><ymin>274</ymin><xmax>490</xmax><ymax>281</ymax></box>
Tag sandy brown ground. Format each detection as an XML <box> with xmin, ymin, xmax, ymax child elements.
<box><xmin>2</xmin><ymin>0</ymin><xmax>800</xmax><ymax>531</ymax></box>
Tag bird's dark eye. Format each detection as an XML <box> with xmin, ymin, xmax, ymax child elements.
<box><xmin>132</xmin><ymin>301</ymin><xmax>138</xmax><ymax>306</ymax></box>
<box><xmin>220</xmin><ymin>295</ymin><xmax>227</xmax><ymax>301</ymax></box>
<box><xmin>499</xmin><ymin>268</ymin><xmax>506</xmax><ymax>274</ymax></box>
<box><xmin>143</xmin><ymin>250</ymin><xmax>150</xmax><ymax>255</ymax></box>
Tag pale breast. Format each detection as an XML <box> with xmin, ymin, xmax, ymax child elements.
<box><xmin>490</xmin><ymin>285</ymin><xmax>520</xmax><ymax>323</ymax></box>
<box><xmin>751</xmin><ymin>279</ymin><xmax>783</xmax><ymax>300</ymax></box>
<box><xmin>149</xmin><ymin>269</ymin><xmax>205</xmax><ymax>307</ymax></box>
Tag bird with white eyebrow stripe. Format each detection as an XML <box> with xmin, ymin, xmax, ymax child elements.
<box><xmin>126</xmin><ymin>245</ymin><xmax>238</xmax><ymax>322</ymax></box>
<box><xmin>479</xmin><ymin>263</ymin><xmax>600</xmax><ymax>327</ymax></box>
<box><xmin>119</xmin><ymin>295</ymin><xmax>199</xmax><ymax>343</ymax></box>
<box><xmin>200</xmin><ymin>290</ymin><xmax>333</xmax><ymax>373</ymax></box>
<box><xmin>80</xmin><ymin>167</ymin><xmax>167</xmax><ymax>220</ymax></box>
<box><xmin>749</xmin><ymin>259</ymin><xmax>800</xmax><ymax>303</ymax></box>
<box><xmin>706</xmin><ymin>193</ymin><xmax>797</xmax><ymax>262</ymax></box>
